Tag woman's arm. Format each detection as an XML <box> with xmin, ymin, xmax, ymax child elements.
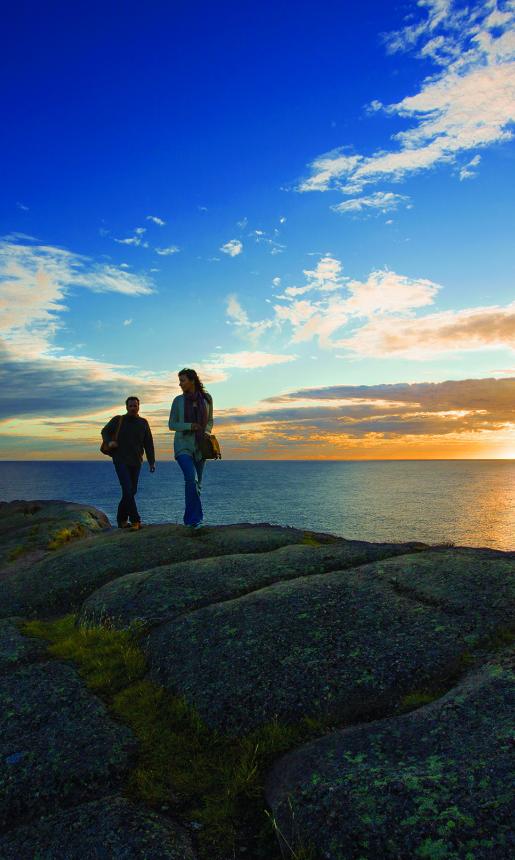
<box><xmin>168</xmin><ymin>397</ymin><xmax>193</xmax><ymax>432</ymax></box>
<box><xmin>205</xmin><ymin>395</ymin><xmax>213</xmax><ymax>434</ymax></box>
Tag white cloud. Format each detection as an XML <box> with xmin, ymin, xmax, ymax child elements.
<box><xmin>146</xmin><ymin>215</ymin><xmax>166</xmax><ymax>226</ymax></box>
<box><xmin>155</xmin><ymin>245</ymin><xmax>180</xmax><ymax>256</ymax></box>
<box><xmin>220</xmin><ymin>239</ymin><xmax>243</xmax><ymax>257</ymax></box>
<box><xmin>332</xmin><ymin>191</ymin><xmax>410</xmax><ymax>213</ymax></box>
<box><xmin>134</xmin><ymin>227</ymin><xmax>147</xmax><ymax>235</ymax></box>
<box><xmin>237</xmin><ymin>217</ymin><xmax>248</xmax><ymax>229</ymax></box>
<box><xmin>272</xmin><ymin>277</ymin><xmax>281</xmax><ymax>287</ymax></box>
<box><xmin>114</xmin><ymin>236</ymin><xmax>149</xmax><ymax>248</ymax></box>
<box><xmin>226</xmin><ymin>294</ymin><xmax>273</xmax><ymax>341</ymax></box>
<box><xmin>344</xmin><ymin>270</ymin><xmax>439</xmax><ymax>316</ymax></box>
<box><xmin>282</xmin><ymin>255</ymin><xmax>346</xmax><ymax>297</ymax></box>
<box><xmin>459</xmin><ymin>153</ymin><xmax>481</xmax><ymax>180</ymax></box>
<box><xmin>205</xmin><ymin>350</ymin><xmax>297</xmax><ymax>370</ymax></box>
<box><xmin>16</xmin><ymin>202</ymin><xmax>29</xmax><ymax>211</ymax></box>
<box><xmin>0</xmin><ymin>240</ymin><xmax>154</xmax><ymax>358</ymax></box>
<box><xmin>338</xmin><ymin>301</ymin><xmax>515</xmax><ymax>358</ymax></box>
<box><xmin>279</xmin><ymin>216</ymin><xmax>287</xmax><ymax>223</ymax></box>
<box><xmin>123</xmin><ymin>319</ymin><xmax>133</xmax><ymax>326</ymax></box>
<box><xmin>298</xmin><ymin>1</ymin><xmax>515</xmax><ymax>201</ymax></box>
<box><xmin>248</xmin><ymin>228</ymin><xmax>287</xmax><ymax>256</ymax></box>
<box><xmin>227</xmin><ymin>253</ymin><xmax>511</xmax><ymax>358</ymax></box>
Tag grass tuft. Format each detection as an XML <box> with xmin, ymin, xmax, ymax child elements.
<box><xmin>7</xmin><ymin>545</ymin><xmax>29</xmax><ymax>562</ymax></box>
<box><xmin>47</xmin><ymin>524</ymin><xmax>88</xmax><ymax>551</ymax></box>
<box><xmin>20</xmin><ymin>614</ymin><xmax>324</xmax><ymax>859</ymax></box>
<box><xmin>21</xmin><ymin>615</ymin><xmax>146</xmax><ymax>694</ymax></box>
<box><xmin>301</xmin><ymin>533</ymin><xmax>322</xmax><ymax>547</ymax></box>
<box><xmin>400</xmin><ymin>690</ymin><xmax>444</xmax><ymax>711</ymax></box>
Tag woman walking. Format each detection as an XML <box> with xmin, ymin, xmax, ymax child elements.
<box><xmin>169</xmin><ymin>368</ymin><xmax>213</xmax><ymax>528</ymax></box>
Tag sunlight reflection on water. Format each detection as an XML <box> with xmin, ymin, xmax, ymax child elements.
<box><xmin>0</xmin><ymin>460</ymin><xmax>513</xmax><ymax>551</ymax></box>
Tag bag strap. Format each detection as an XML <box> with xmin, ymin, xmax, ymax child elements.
<box><xmin>113</xmin><ymin>414</ymin><xmax>125</xmax><ymax>441</ymax></box>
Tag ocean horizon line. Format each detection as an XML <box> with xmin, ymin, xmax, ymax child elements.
<box><xmin>1</xmin><ymin>458</ymin><xmax>514</xmax><ymax>464</ymax></box>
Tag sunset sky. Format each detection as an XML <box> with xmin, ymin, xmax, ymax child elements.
<box><xmin>1</xmin><ymin>0</ymin><xmax>514</xmax><ymax>460</ymax></box>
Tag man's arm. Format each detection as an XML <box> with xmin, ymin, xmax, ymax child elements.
<box><xmin>101</xmin><ymin>416</ymin><xmax>118</xmax><ymax>443</ymax></box>
<box><xmin>143</xmin><ymin>421</ymin><xmax>155</xmax><ymax>467</ymax></box>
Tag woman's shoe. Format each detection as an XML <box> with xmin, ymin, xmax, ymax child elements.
<box><xmin>117</xmin><ymin>520</ymin><xmax>130</xmax><ymax>529</ymax></box>
<box><xmin>130</xmin><ymin>522</ymin><xmax>143</xmax><ymax>531</ymax></box>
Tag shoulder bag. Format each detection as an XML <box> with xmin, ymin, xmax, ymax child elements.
<box><xmin>200</xmin><ymin>433</ymin><xmax>222</xmax><ymax>460</ymax></box>
<box><xmin>100</xmin><ymin>415</ymin><xmax>124</xmax><ymax>456</ymax></box>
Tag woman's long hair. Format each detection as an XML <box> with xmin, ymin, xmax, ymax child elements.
<box><xmin>178</xmin><ymin>368</ymin><xmax>211</xmax><ymax>401</ymax></box>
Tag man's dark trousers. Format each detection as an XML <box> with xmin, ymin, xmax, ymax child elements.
<box><xmin>114</xmin><ymin>461</ymin><xmax>141</xmax><ymax>525</ymax></box>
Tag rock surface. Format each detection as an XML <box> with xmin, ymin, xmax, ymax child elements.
<box><xmin>1</xmin><ymin>499</ymin><xmax>514</xmax><ymax>859</ymax></box>
<box><xmin>79</xmin><ymin>539</ymin><xmax>427</xmax><ymax>630</ymax></box>
<box><xmin>0</xmin><ymin>516</ymin><xmax>346</xmax><ymax>618</ymax></box>
<box><xmin>0</xmin><ymin>660</ymin><xmax>136</xmax><ymax>830</ymax></box>
<box><xmin>145</xmin><ymin>558</ymin><xmax>470</xmax><ymax>734</ymax></box>
<box><xmin>0</xmin><ymin>796</ymin><xmax>196</xmax><ymax>859</ymax></box>
<box><xmin>0</xmin><ymin>617</ymin><xmax>47</xmax><ymax>672</ymax></box>
<box><xmin>265</xmin><ymin>652</ymin><xmax>514</xmax><ymax>859</ymax></box>
<box><xmin>0</xmin><ymin>499</ymin><xmax>109</xmax><ymax>570</ymax></box>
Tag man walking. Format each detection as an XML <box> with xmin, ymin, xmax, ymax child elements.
<box><xmin>101</xmin><ymin>396</ymin><xmax>155</xmax><ymax>530</ymax></box>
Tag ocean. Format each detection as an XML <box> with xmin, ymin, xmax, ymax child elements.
<box><xmin>0</xmin><ymin>460</ymin><xmax>513</xmax><ymax>551</ymax></box>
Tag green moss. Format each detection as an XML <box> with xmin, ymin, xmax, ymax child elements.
<box><xmin>21</xmin><ymin>615</ymin><xmax>146</xmax><ymax>693</ymax></box>
<box><xmin>47</xmin><ymin>524</ymin><xmax>88</xmax><ymax>550</ymax></box>
<box><xmin>415</xmin><ymin>837</ymin><xmax>454</xmax><ymax>859</ymax></box>
<box><xmin>7</xmin><ymin>545</ymin><xmax>28</xmax><ymax>562</ymax></box>
<box><xmin>400</xmin><ymin>690</ymin><xmax>445</xmax><ymax>711</ymax></box>
<box><xmin>20</xmin><ymin>614</ymin><xmax>325</xmax><ymax>860</ymax></box>
<box><xmin>301</xmin><ymin>533</ymin><xmax>322</xmax><ymax>547</ymax></box>
<box><xmin>6</xmin><ymin>525</ymin><xmax>41</xmax><ymax>562</ymax></box>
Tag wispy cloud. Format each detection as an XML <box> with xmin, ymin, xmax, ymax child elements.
<box><xmin>226</xmin><ymin>295</ymin><xmax>273</xmax><ymax>341</ymax></box>
<box><xmin>459</xmin><ymin>153</ymin><xmax>481</xmax><ymax>180</ymax></box>
<box><xmin>331</xmin><ymin>191</ymin><xmax>410</xmax><ymax>213</ymax></box>
<box><xmin>16</xmin><ymin>202</ymin><xmax>29</xmax><ymax>211</ymax></box>
<box><xmin>220</xmin><ymin>239</ymin><xmax>243</xmax><ymax>257</ymax></box>
<box><xmin>155</xmin><ymin>245</ymin><xmax>180</xmax><ymax>256</ymax></box>
<box><xmin>114</xmin><ymin>235</ymin><xmax>149</xmax><ymax>248</ymax></box>
<box><xmin>123</xmin><ymin>318</ymin><xmax>133</xmax><ymax>326</ymax></box>
<box><xmin>298</xmin><ymin>1</ymin><xmax>515</xmax><ymax>206</ymax></box>
<box><xmin>227</xmin><ymin>253</ymin><xmax>515</xmax><ymax>358</ymax></box>
<box><xmin>146</xmin><ymin>215</ymin><xmax>166</xmax><ymax>226</ymax></box>
<box><xmin>212</xmin><ymin>376</ymin><xmax>515</xmax><ymax>457</ymax></box>
<box><xmin>250</xmin><ymin>229</ymin><xmax>286</xmax><ymax>255</ymax></box>
<box><xmin>204</xmin><ymin>350</ymin><xmax>297</xmax><ymax>370</ymax></box>
<box><xmin>229</xmin><ymin>256</ymin><xmax>441</xmax><ymax>349</ymax></box>
<box><xmin>339</xmin><ymin>301</ymin><xmax>515</xmax><ymax>358</ymax></box>
<box><xmin>0</xmin><ymin>240</ymin><xmax>154</xmax><ymax>359</ymax></box>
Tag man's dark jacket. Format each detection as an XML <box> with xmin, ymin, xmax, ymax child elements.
<box><xmin>101</xmin><ymin>415</ymin><xmax>155</xmax><ymax>466</ymax></box>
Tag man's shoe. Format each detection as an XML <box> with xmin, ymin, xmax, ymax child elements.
<box><xmin>117</xmin><ymin>521</ymin><xmax>130</xmax><ymax>529</ymax></box>
<box><xmin>130</xmin><ymin>522</ymin><xmax>143</xmax><ymax>531</ymax></box>
<box><xmin>193</xmin><ymin>521</ymin><xmax>205</xmax><ymax>530</ymax></box>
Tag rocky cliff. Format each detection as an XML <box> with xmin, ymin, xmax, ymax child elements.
<box><xmin>0</xmin><ymin>500</ymin><xmax>513</xmax><ymax>859</ymax></box>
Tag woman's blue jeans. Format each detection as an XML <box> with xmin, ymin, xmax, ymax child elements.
<box><xmin>176</xmin><ymin>454</ymin><xmax>205</xmax><ymax>526</ymax></box>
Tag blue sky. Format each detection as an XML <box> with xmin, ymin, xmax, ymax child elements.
<box><xmin>1</xmin><ymin>0</ymin><xmax>514</xmax><ymax>459</ymax></box>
